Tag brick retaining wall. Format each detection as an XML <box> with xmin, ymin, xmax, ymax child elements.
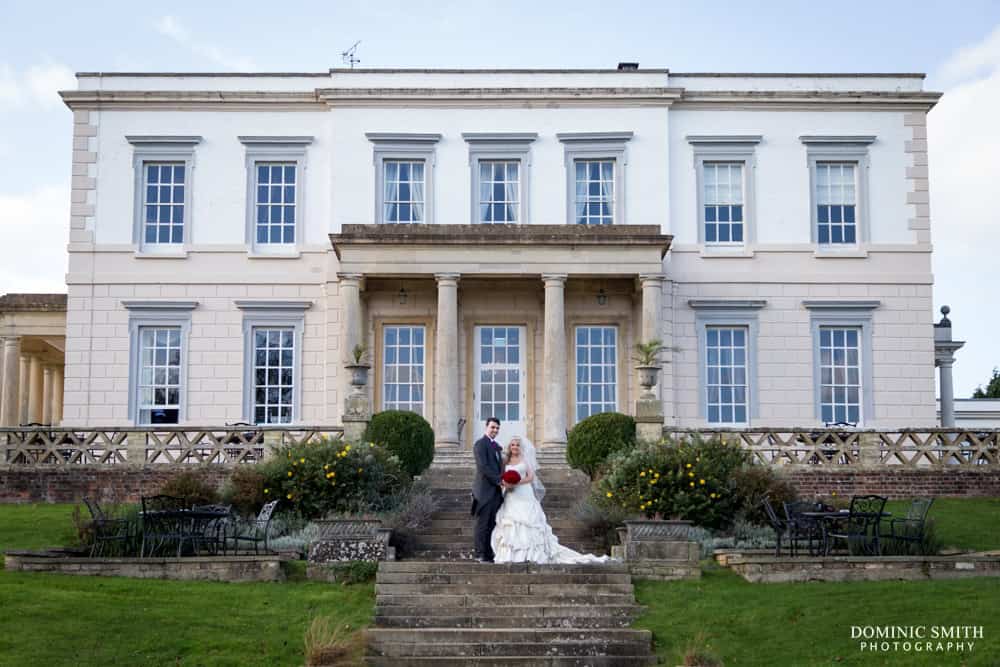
<box><xmin>0</xmin><ymin>467</ymin><xmax>232</xmax><ymax>503</ymax></box>
<box><xmin>2</xmin><ymin>466</ymin><xmax>999</xmax><ymax>503</ymax></box>
<box><xmin>781</xmin><ymin>469</ymin><xmax>1000</xmax><ymax>498</ymax></box>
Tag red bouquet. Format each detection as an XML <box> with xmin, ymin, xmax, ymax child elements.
<box><xmin>501</xmin><ymin>470</ymin><xmax>521</xmax><ymax>485</ymax></box>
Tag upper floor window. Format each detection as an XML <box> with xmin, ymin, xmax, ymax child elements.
<box><xmin>463</xmin><ymin>133</ymin><xmax>536</xmax><ymax>225</ymax></box>
<box><xmin>368</xmin><ymin>133</ymin><xmax>442</xmax><ymax>224</ymax></box>
<box><xmin>127</xmin><ymin>135</ymin><xmax>202</xmax><ymax>254</ymax></box>
<box><xmin>384</xmin><ymin>160</ymin><xmax>425</xmax><ymax>223</ymax></box>
<box><xmin>687</xmin><ymin>135</ymin><xmax>760</xmax><ymax>248</ymax></box>
<box><xmin>815</xmin><ymin>163</ymin><xmax>856</xmax><ymax>244</ymax></box>
<box><xmin>239</xmin><ymin>136</ymin><xmax>313</xmax><ymax>254</ymax></box>
<box><xmin>801</xmin><ymin>135</ymin><xmax>875</xmax><ymax>247</ymax></box>
<box><xmin>558</xmin><ymin>132</ymin><xmax>632</xmax><ymax>226</ymax></box>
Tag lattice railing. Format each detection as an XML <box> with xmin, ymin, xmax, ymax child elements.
<box><xmin>0</xmin><ymin>426</ymin><xmax>345</xmax><ymax>466</ymax></box>
<box><xmin>662</xmin><ymin>428</ymin><xmax>1000</xmax><ymax>468</ymax></box>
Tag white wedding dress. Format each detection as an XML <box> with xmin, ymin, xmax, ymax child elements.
<box><xmin>490</xmin><ymin>460</ymin><xmax>611</xmax><ymax>564</ymax></box>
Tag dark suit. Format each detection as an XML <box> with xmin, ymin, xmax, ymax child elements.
<box><xmin>472</xmin><ymin>434</ymin><xmax>503</xmax><ymax>561</ymax></box>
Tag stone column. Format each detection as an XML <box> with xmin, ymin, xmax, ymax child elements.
<box><xmin>52</xmin><ymin>366</ymin><xmax>64</xmax><ymax>425</ymax></box>
<box><xmin>338</xmin><ymin>273</ymin><xmax>369</xmax><ymax>441</ymax></box>
<box><xmin>434</xmin><ymin>273</ymin><xmax>461</xmax><ymax>449</ymax></box>
<box><xmin>17</xmin><ymin>355</ymin><xmax>29</xmax><ymax>425</ymax></box>
<box><xmin>542</xmin><ymin>274</ymin><xmax>568</xmax><ymax>450</ymax></box>
<box><xmin>28</xmin><ymin>355</ymin><xmax>43</xmax><ymax>424</ymax></box>
<box><xmin>42</xmin><ymin>366</ymin><xmax>54</xmax><ymax>425</ymax></box>
<box><xmin>636</xmin><ymin>274</ymin><xmax>666</xmax><ymax>443</ymax></box>
<box><xmin>934</xmin><ymin>306</ymin><xmax>965</xmax><ymax>428</ymax></box>
<box><xmin>0</xmin><ymin>337</ymin><xmax>21</xmax><ymax>426</ymax></box>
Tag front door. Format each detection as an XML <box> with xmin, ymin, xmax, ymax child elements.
<box><xmin>473</xmin><ymin>325</ymin><xmax>527</xmax><ymax>446</ymax></box>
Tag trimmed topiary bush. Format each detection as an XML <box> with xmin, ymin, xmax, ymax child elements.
<box><xmin>566</xmin><ymin>412</ymin><xmax>636</xmax><ymax>479</ymax></box>
<box><xmin>363</xmin><ymin>410</ymin><xmax>434</xmax><ymax>478</ymax></box>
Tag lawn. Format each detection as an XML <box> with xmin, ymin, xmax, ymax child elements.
<box><xmin>0</xmin><ymin>503</ymin><xmax>374</xmax><ymax>667</ymax></box>
<box><xmin>884</xmin><ymin>497</ymin><xmax>1000</xmax><ymax>552</ymax></box>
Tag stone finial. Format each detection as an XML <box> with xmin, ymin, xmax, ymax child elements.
<box><xmin>937</xmin><ymin>305</ymin><xmax>951</xmax><ymax>328</ymax></box>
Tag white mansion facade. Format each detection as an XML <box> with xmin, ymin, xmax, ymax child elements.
<box><xmin>39</xmin><ymin>67</ymin><xmax>939</xmax><ymax>450</ymax></box>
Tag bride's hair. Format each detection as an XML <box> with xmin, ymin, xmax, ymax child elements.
<box><xmin>503</xmin><ymin>436</ymin><xmax>522</xmax><ymax>465</ymax></box>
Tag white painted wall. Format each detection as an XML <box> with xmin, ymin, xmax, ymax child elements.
<box><xmin>668</xmin><ymin>109</ymin><xmax>913</xmax><ymax>245</ymax></box>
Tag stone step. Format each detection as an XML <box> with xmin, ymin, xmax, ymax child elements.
<box><xmin>376</xmin><ymin>594</ymin><xmax>639</xmax><ymax>608</ymax></box>
<box><xmin>374</xmin><ymin>604</ymin><xmax>643</xmax><ymax>619</ymax></box>
<box><xmin>415</xmin><ymin>531</ymin><xmax>599</xmax><ymax>544</ymax></box>
<box><xmin>380</xmin><ymin>561</ymin><xmax>628</xmax><ymax>574</ymax></box>
<box><xmin>369</xmin><ymin>632</ymin><xmax>652</xmax><ymax>658</ymax></box>
<box><xmin>366</xmin><ymin>656</ymin><xmax>657</xmax><ymax>666</ymax></box>
<box><xmin>373</xmin><ymin>614</ymin><xmax>639</xmax><ymax>629</ymax></box>
<box><xmin>428</xmin><ymin>511</ymin><xmax>584</xmax><ymax>521</ymax></box>
<box><xmin>375</xmin><ymin>582</ymin><xmax>634</xmax><ymax>596</ymax></box>
<box><xmin>408</xmin><ymin>545</ymin><xmax>610</xmax><ymax>559</ymax></box>
<box><xmin>376</xmin><ymin>572</ymin><xmax>631</xmax><ymax>585</ymax></box>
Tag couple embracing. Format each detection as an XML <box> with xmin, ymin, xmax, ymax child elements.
<box><xmin>471</xmin><ymin>416</ymin><xmax>610</xmax><ymax>564</ymax></box>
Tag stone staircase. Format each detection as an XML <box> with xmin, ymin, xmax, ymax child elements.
<box><xmin>367</xmin><ymin>560</ymin><xmax>657</xmax><ymax>665</ymax></box>
<box><xmin>412</xmin><ymin>463</ymin><xmax>606</xmax><ymax>560</ymax></box>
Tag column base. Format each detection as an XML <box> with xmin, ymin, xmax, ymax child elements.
<box><xmin>635</xmin><ymin>400</ymin><xmax>665</xmax><ymax>443</ymax></box>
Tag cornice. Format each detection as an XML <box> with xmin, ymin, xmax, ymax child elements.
<box><xmin>675</xmin><ymin>90</ymin><xmax>941</xmax><ymax>111</ymax></box>
<box><xmin>60</xmin><ymin>90</ymin><xmax>324</xmax><ymax>111</ymax></box>
<box><xmin>316</xmin><ymin>87</ymin><xmax>684</xmax><ymax>107</ymax></box>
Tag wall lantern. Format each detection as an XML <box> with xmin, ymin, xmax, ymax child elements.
<box><xmin>398</xmin><ymin>285</ymin><xmax>408</xmax><ymax>305</ymax></box>
<box><xmin>597</xmin><ymin>288</ymin><xmax>608</xmax><ymax>306</ymax></box>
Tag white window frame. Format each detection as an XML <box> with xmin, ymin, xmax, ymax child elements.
<box><xmin>123</xmin><ymin>300</ymin><xmax>198</xmax><ymax>425</ymax></box>
<box><xmin>235</xmin><ymin>300</ymin><xmax>311</xmax><ymax>425</ymax></box>
<box><xmin>557</xmin><ymin>132</ymin><xmax>632</xmax><ymax>225</ymax></box>
<box><xmin>689</xmin><ymin>299</ymin><xmax>765</xmax><ymax>426</ymax></box>
<box><xmin>463</xmin><ymin>133</ymin><xmax>537</xmax><ymax>225</ymax></box>
<box><xmin>574</xmin><ymin>325</ymin><xmax>619</xmax><ymax>422</ymax></box>
<box><xmin>367</xmin><ymin>133</ymin><xmax>442</xmax><ymax>224</ymax></box>
<box><xmin>801</xmin><ymin>135</ymin><xmax>875</xmax><ymax>247</ymax></box>
<box><xmin>687</xmin><ymin>135</ymin><xmax>760</xmax><ymax>248</ymax></box>
<box><xmin>804</xmin><ymin>300</ymin><xmax>879</xmax><ymax>426</ymax></box>
<box><xmin>127</xmin><ymin>136</ymin><xmax>202</xmax><ymax>255</ymax></box>
<box><xmin>239</xmin><ymin>136</ymin><xmax>313</xmax><ymax>255</ymax></box>
<box><xmin>381</xmin><ymin>324</ymin><xmax>427</xmax><ymax>415</ymax></box>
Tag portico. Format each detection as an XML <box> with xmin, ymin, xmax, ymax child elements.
<box><xmin>330</xmin><ymin>224</ymin><xmax>671</xmax><ymax>455</ymax></box>
<box><xmin>0</xmin><ymin>294</ymin><xmax>67</xmax><ymax>427</ymax></box>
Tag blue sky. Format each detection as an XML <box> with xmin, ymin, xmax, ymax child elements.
<box><xmin>2</xmin><ymin>0</ymin><xmax>1000</xmax><ymax>397</ymax></box>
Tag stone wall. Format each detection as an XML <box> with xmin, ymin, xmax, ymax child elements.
<box><xmin>0</xmin><ymin>466</ymin><xmax>232</xmax><ymax>503</ymax></box>
<box><xmin>4</xmin><ymin>553</ymin><xmax>285</xmax><ymax>582</ymax></box>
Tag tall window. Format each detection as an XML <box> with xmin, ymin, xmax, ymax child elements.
<box><xmin>819</xmin><ymin>327</ymin><xmax>861</xmax><ymax>424</ymax></box>
<box><xmin>574</xmin><ymin>159</ymin><xmax>615</xmax><ymax>225</ymax></box>
<box><xmin>383</xmin><ymin>160</ymin><xmax>425</xmax><ymax>223</ymax></box>
<box><xmin>254</xmin><ymin>163</ymin><xmax>296</xmax><ymax>245</ymax></box>
<box><xmin>706</xmin><ymin>326</ymin><xmax>748</xmax><ymax>424</ymax></box>
<box><xmin>137</xmin><ymin>327</ymin><xmax>181</xmax><ymax>424</ymax></box>
<box><xmin>575</xmin><ymin>326</ymin><xmax>617</xmax><ymax>421</ymax></box>
<box><xmin>252</xmin><ymin>328</ymin><xmax>295</xmax><ymax>424</ymax></box>
<box><xmin>142</xmin><ymin>163</ymin><xmax>185</xmax><ymax>245</ymax></box>
<box><xmin>815</xmin><ymin>162</ymin><xmax>857</xmax><ymax>245</ymax></box>
<box><xmin>703</xmin><ymin>162</ymin><xmax>744</xmax><ymax>244</ymax></box>
<box><xmin>478</xmin><ymin>160</ymin><xmax>519</xmax><ymax>223</ymax></box>
<box><xmin>383</xmin><ymin>325</ymin><xmax>425</xmax><ymax>414</ymax></box>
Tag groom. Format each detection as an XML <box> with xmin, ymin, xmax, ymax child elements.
<box><xmin>471</xmin><ymin>416</ymin><xmax>505</xmax><ymax>563</ymax></box>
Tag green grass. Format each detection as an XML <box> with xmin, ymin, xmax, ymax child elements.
<box><xmin>635</xmin><ymin>565</ymin><xmax>1000</xmax><ymax>666</ymax></box>
<box><xmin>884</xmin><ymin>497</ymin><xmax>1000</xmax><ymax>552</ymax></box>
<box><xmin>0</xmin><ymin>503</ymin><xmax>374</xmax><ymax>667</ymax></box>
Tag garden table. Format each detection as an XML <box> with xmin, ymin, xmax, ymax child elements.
<box><xmin>801</xmin><ymin>509</ymin><xmax>891</xmax><ymax>556</ymax></box>
<box><xmin>139</xmin><ymin>508</ymin><xmax>231</xmax><ymax>557</ymax></box>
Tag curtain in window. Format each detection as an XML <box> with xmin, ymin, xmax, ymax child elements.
<box><xmin>505</xmin><ymin>162</ymin><xmax>518</xmax><ymax>222</ymax></box>
<box><xmin>383</xmin><ymin>162</ymin><xmax>399</xmax><ymax>222</ymax></box>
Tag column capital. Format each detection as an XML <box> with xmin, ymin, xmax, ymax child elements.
<box><xmin>639</xmin><ymin>273</ymin><xmax>666</xmax><ymax>286</ymax></box>
<box><xmin>541</xmin><ymin>273</ymin><xmax>568</xmax><ymax>286</ymax></box>
<box><xmin>2</xmin><ymin>336</ymin><xmax>21</xmax><ymax>347</ymax></box>
<box><xmin>434</xmin><ymin>273</ymin><xmax>461</xmax><ymax>286</ymax></box>
<box><xmin>337</xmin><ymin>272</ymin><xmax>364</xmax><ymax>283</ymax></box>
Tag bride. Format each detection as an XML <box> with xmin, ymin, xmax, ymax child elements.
<box><xmin>490</xmin><ymin>435</ymin><xmax>611</xmax><ymax>564</ymax></box>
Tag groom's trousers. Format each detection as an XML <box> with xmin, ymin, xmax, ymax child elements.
<box><xmin>474</xmin><ymin>495</ymin><xmax>503</xmax><ymax>561</ymax></box>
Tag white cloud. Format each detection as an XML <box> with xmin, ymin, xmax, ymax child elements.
<box><xmin>0</xmin><ymin>62</ymin><xmax>75</xmax><ymax>111</ymax></box>
<box><xmin>0</xmin><ymin>183</ymin><xmax>69</xmax><ymax>293</ymax></box>
<box><xmin>929</xmin><ymin>25</ymin><xmax>1000</xmax><ymax>396</ymax></box>
<box><xmin>154</xmin><ymin>15</ymin><xmax>256</xmax><ymax>71</ymax></box>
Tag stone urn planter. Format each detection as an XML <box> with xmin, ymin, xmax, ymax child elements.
<box><xmin>344</xmin><ymin>363</ymin><xmax>371</xmax><ymax>390</ymax></box>
<box><xmin>635</xmin><ymin>365</ymin><xmax>661</xmax><ymax>400</ymax></box>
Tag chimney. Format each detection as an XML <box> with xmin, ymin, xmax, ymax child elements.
<box><xmin>617</xmin><ymin>62</ymin><xmax>639</xmax><ymax>71</ymax></box>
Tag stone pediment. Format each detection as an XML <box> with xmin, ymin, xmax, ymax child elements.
<box><xmin>329</xmin><ymin>224</ymin><xmax>671</xmax><ymax>277</ymax></box>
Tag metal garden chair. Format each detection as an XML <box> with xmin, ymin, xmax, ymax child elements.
<box><xmin>761</xmin><ymin>498</ymin><xmax>791</xmax><ymax>557</ymax></box>
<box><xmin>886</xmin><ymin>498</ymin><xmax>934</xmax><ymax>552</ymax></box>
<box><xmin>783</xmin><ymin>500</ymin><xmax>827</xmax><ymax>556</ymax></box>
<box><xmin>140</xmin><ymin>494</ymin><xmax>196</xmax><ymax>557</ymax></box>
<box><xmin>825</xmin><ymin>494</ymin><xmax>888</xmax><ymax>556</ymax></box>
<box><xmin>82</xmin><ymin>498</ymin><xmax>132</xmax><ymax>557</ymax></box>
<box><xmin>226</xmin><ymin>500</ymin><xmax>280</xmax><ymax>555</ymax></box>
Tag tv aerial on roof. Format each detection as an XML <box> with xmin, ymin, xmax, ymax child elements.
<box><xmin>342</xmin><ymin>41</ymin><xmax>361</xmax><ymax>69</ymax></box>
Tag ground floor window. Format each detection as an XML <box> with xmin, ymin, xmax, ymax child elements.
<box><xmin>137</xmin><ymin>327</ymin><xmax>181</xmax><ymax>425</ymax></box>
<box><xmin>705</xmin><ymin>326</ymin><xmax>748</xmax><ymax>425</ymax></box>
<box><xmin>252</xmin><ymin>327</ymin><xmax>295</xmax><ymax>424</ymax></box>
<box><xmin>382</xmin><ymin>325</ymin><xmax>425</xmax><ymax>414</ymax></box>
<box><xmin>575</xmin><ymin>325</ymin><xmax>617</xmax><ymax>422</ymax></box>
<box><xmin>819</xmin><ymin>327</ymin><xmax>862</xmax><ymax>424</ymax></box>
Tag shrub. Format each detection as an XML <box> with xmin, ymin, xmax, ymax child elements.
<box><xmin>159</xmin><ymin>471</ymin><xmax>221</xmax><ymax>506</ymax></box>
<box><xmin>304</xmin><ymin>616</ymin><xmax>368</xmax><ymax>666</ymax></box>
<box><xmin>379</xmin><ymin>481</ymin><xmax>440</xmax><ymax>558</ymax></box>
<box><xmin>363</xmin><ymin>410</ymin><xmax>435</xmax><ymax>478</ymax></box>
<box><xmin>260</xmin><ymin>437</ymin><xmax>409</xmax><ymax>520</ymax></box>
<box><xmin>567</xmin><ymin>412</ymin><xmax>636</xmax><ymax>479</ymax></box>
<box><xmin>728</xmin><ymin>465</ymin><xmax>798</xmax><ymax>524</ymax></box>
<box><xmin>573</xmin><ymin>495</ymin><xmax>630</xmax><ymax>552</ymax></box>
<box><xmin>221</xmin><ymin>467</ymin><xmax>267</xmax><ymax>517</ymax></box>
<box><xmin>595</xmin><ymin>436</ymin><xmax>755</xmax><ymax>530</ymax></box>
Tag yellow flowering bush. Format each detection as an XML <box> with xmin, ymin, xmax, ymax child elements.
<box><xmin>261</xmin><ymin>437</ymin><xmax>408</xmax><ymax>519</ymax></box>
<box><xmin>594</xmin><ymin>436</ymin><xmax>759</xmax><ymax>529</ymax></box>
